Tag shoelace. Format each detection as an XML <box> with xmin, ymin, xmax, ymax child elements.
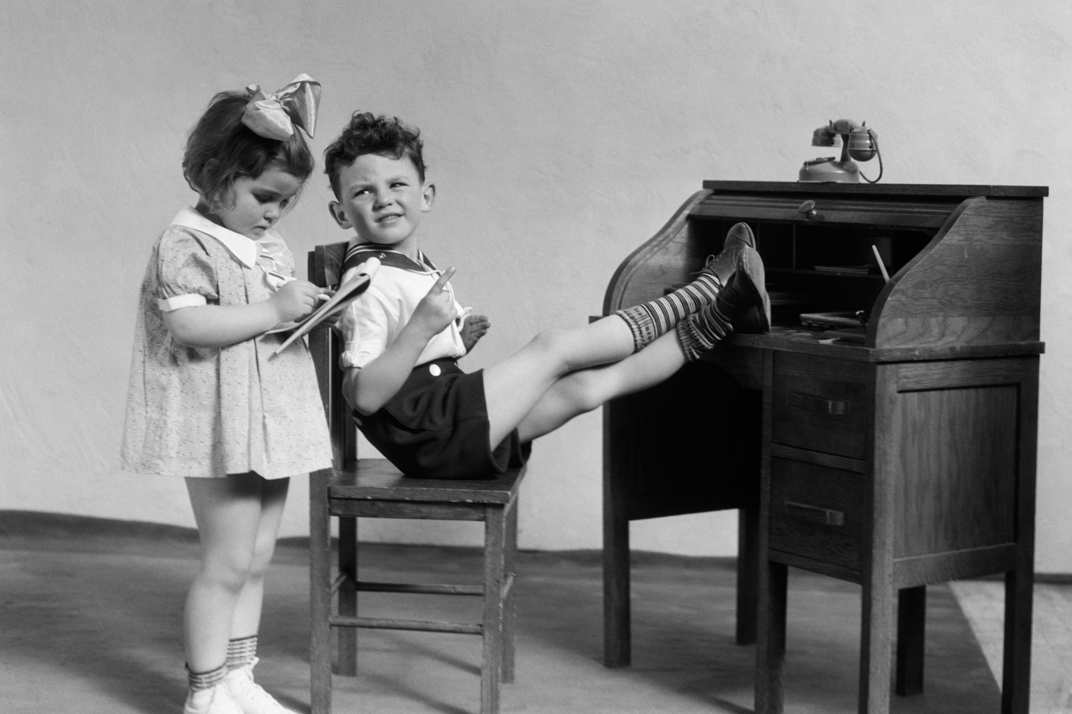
<box><xmin>229</xmin><ymin>660</ymin><xmax>290</xmax><ymax>712</ymax></box>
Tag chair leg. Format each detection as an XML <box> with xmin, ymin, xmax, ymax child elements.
<box><xmin>309</xmin><ymin>470</ymin><xmax>333</xmax><ymax>714</ymax></box>
<box><xmin>482</xmin><ymin>506</ymin><xmax>507</xmax><ymax>714</ymax></box>
<box><xmin>502</xmin><ymin>498</ymin><xmax>519</xmax><ymax>683</ymax></box>
<box><xmin>337</xmin><ymin>515</ymin><xmax>358</xmax><ymax>677</ymax></box>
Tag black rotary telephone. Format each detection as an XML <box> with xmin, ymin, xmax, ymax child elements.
<box><xmin>798</xmin><ymin>119</ymin><xmax>883</xmax><ymax>183</ymax></box>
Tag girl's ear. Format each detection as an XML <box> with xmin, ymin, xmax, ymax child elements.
<box><xmin>421</xmin><ymin>181</ymin><xmax>436</xmax><ymax>211</ymax></box>
<box><xmin>328</xmin><ymin>200</ymin><xmax>351</xmax><ymax>229</ymax></box>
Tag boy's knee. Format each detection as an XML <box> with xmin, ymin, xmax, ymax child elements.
<box><xmin>529</xmin><ymin>327</ymin><xmax>574</xmax><ymax>365</ymax></box>
<box><xmin>530</xmin><ymin>327</ymin><xmax>567</xmax><ymax>350</ymax></box>
<box><xmin>569</xmin><ymin>370</ymin><xmax>610</xmax><ymax>413</ymax></box>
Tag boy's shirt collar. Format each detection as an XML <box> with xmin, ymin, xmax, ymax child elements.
<box><xmin>345</xmin><ymin>242</ymin><xmax>438</xmax><ymax>274</ymax></box>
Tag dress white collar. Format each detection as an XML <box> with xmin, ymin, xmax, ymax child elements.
<box><xmin>171</xmin><ymin>207</ymin><xmax>262</xmax><ymax>269</ymax></box>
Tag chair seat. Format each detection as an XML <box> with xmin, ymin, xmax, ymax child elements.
<box><xmin>313</xmin><ymin>458</ymin><xmax>526</xmax><ymax>713</ymax></box>
<box><xmin>327</xmin><ymin>458</ymin><xmax>524</xmax><ymax>505</ymax></box>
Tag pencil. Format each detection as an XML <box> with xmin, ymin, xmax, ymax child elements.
<box><xmin>871</xmin><ymin>244</ymin><xmax>891</xmax><ymax>283</ymax></box>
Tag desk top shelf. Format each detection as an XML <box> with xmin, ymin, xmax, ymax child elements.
<box><xmin>701</xmin><ymin>180</ymin><xmax>1049</xmax><ymax>199</ymax></box>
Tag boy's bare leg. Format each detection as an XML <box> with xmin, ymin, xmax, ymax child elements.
<box><xmin>482</xmin><ymin>314</ymin><xmax>637</xmax><ymax>447</ymax></box>
<box><xmin>484</xmin><ymin>239</ymin><xmax>769</xmax><ymax>447</ymax></box>
<box><xmin>513</xmin><ymin>329</ymin><xmax>686</xmax><ymax>442</ymax></box>
<box><xmin>483</xmin><ymin>226</ymin><xmax>768</xmax><ymax>449</ymax></box>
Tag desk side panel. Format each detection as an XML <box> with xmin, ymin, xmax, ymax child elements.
<box><xmin>887</xmin><ymin>359</ymin><xmax>1039</xmax><ymax>583</ymax></box>
<box><xmin>872</xmin><ymin>197</ymin><xmax>1043</xmax><ymax>349</ymax></box>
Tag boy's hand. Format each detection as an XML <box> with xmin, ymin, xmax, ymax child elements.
<box><xmin>411</xmin><ymin>267</ymin><xmax>460</xmax><ymax>338</ymax></box>
<box><xmin>270</xmin><ymin>279</ymin><xmax>326</xmax><ymax>323</ymax></box>
<box><xmin>460</xmin><ymin>313</ymin><xmax>490</xmax><ymax>351</ymax></box>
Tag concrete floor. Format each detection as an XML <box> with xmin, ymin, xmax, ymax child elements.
<box><xmin>950</xmin><ymin>580</ymin><xmax>1072</xmax><ymax>713</ymax></box>
<box><xmin>0</xmin><ymin>513</ymin><xmax>1038</xmax><ymax>713</ymax></box>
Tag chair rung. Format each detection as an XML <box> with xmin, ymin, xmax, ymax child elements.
<box><xmin>331</xmin><ymin>573</ymin><xmax>515</xmax><ymax>597</ymax></box>
<box><xmin>331</xmin><ymin>615</ymin><xmax>483</xmax><ymax>635</ymax></box>
<box><xmin>356</xmin><ymin>579</ymin><xmax>482</xmax><ymax>596</ymax></box>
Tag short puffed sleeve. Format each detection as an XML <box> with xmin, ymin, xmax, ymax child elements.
<box><xmin>337</xmin><ymin>287</ymin><xmax>391</xmax><ymax>370</ymax></box>
<box><xmin>154</xmin><ymin>228</ymin><xmax>219</xmax><ymax>312</ymax></box>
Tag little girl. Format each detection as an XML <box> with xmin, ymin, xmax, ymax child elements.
<box><xmin>323</xmin><ymin>112</ymin><xmax>769</xmax><ymax>480</ymax></box>
<box><xmin>122</xmin><ymin>75</ymin><xmax>331</xmax><ymax>714</ymax></box>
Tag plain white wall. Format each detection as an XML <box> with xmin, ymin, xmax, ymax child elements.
<box><xmin>2</xmin><ymin>1</ymin><xmax>1070</xmax><ymax>572</ymax></box>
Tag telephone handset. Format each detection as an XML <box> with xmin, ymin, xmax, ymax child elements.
<box><xmin>798</xmin><ymin>119</ymin><xmax>883</xmax><ymax>183</ymax></box>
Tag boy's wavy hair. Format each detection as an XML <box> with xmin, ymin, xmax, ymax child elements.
<box><xmin>182</xmin><ymin>91</ymin><xmax>315</xmax><ymax>204</ymax></box>
<box><xmin>323</xmin><ymin>112</ymin><xmax>426</xmax><ymax>199</ymax></box>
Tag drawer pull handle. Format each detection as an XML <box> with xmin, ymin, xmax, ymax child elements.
<box><xmin>784</xmin><ymin>500</ymin><xmax>845</xmax><ymax>527</ymax></box>
<box><xmin>798</xmin><ymin>200</ymin><xmax>819</xmax><ymax>219</ymax></box>
<box><xmin>789</xmin><ymin>391</ymin><xmax>849</xmax><ymax>416</ymax></box>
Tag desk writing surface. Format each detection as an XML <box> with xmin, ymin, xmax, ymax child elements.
<box><xmin>724</xmin><ymin>327</ymin><xmax>1044</xmax><ymax>362</ymax></box>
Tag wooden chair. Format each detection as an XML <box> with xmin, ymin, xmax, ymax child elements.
<box><xmin>307</xmin><ymin>242</ymin><xmax>526</xmax><ymax>714</ymax></box>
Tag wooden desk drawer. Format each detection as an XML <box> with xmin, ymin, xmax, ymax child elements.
<box><xmin>772</xmin><ymin>354</ymin><xmax>870</xmax><ymax>459</ymax></box>
<box><xmin>769</xmin><ymin>458</ymin><xmax>863</xmax><ymax>571</ymax></box>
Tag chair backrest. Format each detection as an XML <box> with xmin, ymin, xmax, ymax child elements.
<box><xmin>308</xmin><ymin>242</ymin><xmax>358</xmax><ymax>467</ymax></box>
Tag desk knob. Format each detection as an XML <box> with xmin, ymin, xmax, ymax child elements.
<box><xmin>798</xmin><ymin>200</ymin><xmax>818</xmax><ymax>219</ymax></box>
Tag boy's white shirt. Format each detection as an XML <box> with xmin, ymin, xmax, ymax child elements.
<box><xmin>156</xmin><ymin>208</ymin><xmax>293</xmax><ymax>312</ymax></box>
<box><xmin>339</xmin><ymin>249</ymin><xmax>468</xmax><ymax>370</ymax></box>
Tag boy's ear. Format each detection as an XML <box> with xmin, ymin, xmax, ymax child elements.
<box><xmin>421</xmin><ymin>181</ymin><xmax>436</xmax><ymax>211</ymax></box>
<box><xmin>328</xmin><ymin>200</ymin><xmax>351</xmax><ymax>229</ymax></box>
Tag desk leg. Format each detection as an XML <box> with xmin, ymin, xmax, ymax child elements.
<box><xmin>603</xmin><ymin>492</ymin><xmax>630</xmax><ymax>667</ymax></box>
<box><xmin>756</xmin><ymin>561</ymin><xmax>786</xmax><ymax>714</ymax></box>
<box><xmin>736</xmin><ymin>504</ymin><xmax>759</xmax><ymax>645</ymax></box>
<box><xmin>895</xmin><ymin>586</ymin><xmax>926</xmax><ymax>696</ymax></box>
<box><xmin>860</xmin><ymin>579</ymin><xmax>895</xmax><ymax>714</ymax></box>
<box><xmin>1002</xmin><ymin>567</ymin><xmax>1033</xmax><ymax>714</ymax></box>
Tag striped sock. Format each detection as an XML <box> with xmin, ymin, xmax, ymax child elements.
<box><xmin>675</xmin><ymin>300</ymin><xmax>735</xmax><ymax>361</ymax></box>
<box><xmin>226</xmin><ymin>635</ymin><xmax>258</xmax><ymax>671</ymax></box>
<box><xmin>614</xmin><ymin>271</ymin><xmax>722</xmax><ymax>352</ymax></box>
<box><xmin>186</xmin><ymin>662</ymin><xmax>227</xmax><ymax>692</ymax></box>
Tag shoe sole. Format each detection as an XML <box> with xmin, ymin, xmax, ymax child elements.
<box><xmin>733</xmin><ymin>247</ymin><xmax>771</xmax><ymax>333</ymax></box>
<box><xmin>699</xmin><ymin>223</ymin><xmax>757</xmax><ymax>282</ymax></box>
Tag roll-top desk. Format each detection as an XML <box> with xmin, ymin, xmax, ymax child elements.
<box><xmin>601</xmin><ymin>181</ymin><xmax>1046</xmax><ymax>713</ymax></box>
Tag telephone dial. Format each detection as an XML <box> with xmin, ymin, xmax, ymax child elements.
<box><xmin>798</xmin><ymin>119</ymin><xmax>883</xmax><ymax>183</ymax></box>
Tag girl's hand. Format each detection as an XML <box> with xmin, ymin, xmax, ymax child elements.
<box><xmin>270</xmin><ymin>279</ymin><xmax>325</xmax><ymax>323</ymax></box>
<box><xmin>460</xmin><ymin>313</ymin><xmax>490</xmax><ymax>351</ymax></box>
<box><xmin>411</xmin><ymin>267</ymin><xmax>459</xmax><ymax>338</ymax></box>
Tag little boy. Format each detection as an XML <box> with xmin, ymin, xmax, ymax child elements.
<box><xmin>324</xmin><ymin>111</ymin><xmax>769</xmax><ymax>479</ymax></box>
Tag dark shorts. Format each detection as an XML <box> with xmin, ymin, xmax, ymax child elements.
<box><xmin>355</xmin><ymin>358</ymin><xmax>531</xmax><ymax>479</ymax></box>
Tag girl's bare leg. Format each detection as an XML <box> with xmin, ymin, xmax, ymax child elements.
<box><xmin>229</xmin><ymin>476</ymin><xmax>289</xmax><ymax>639</ymax></box>
<box><xmin>482</xmin><ymin>314</ymin><xmax>636</xmax><ymax>447</ymax></box>
<box><xmin>184</xmin><ymin>473</ymin><xmax>266</xmax><ymax>672</ymax></box>
<box><xmin>515</xmin><ymin>329</ymin><xmax>686</xmax><ymax>442</ymax></box>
